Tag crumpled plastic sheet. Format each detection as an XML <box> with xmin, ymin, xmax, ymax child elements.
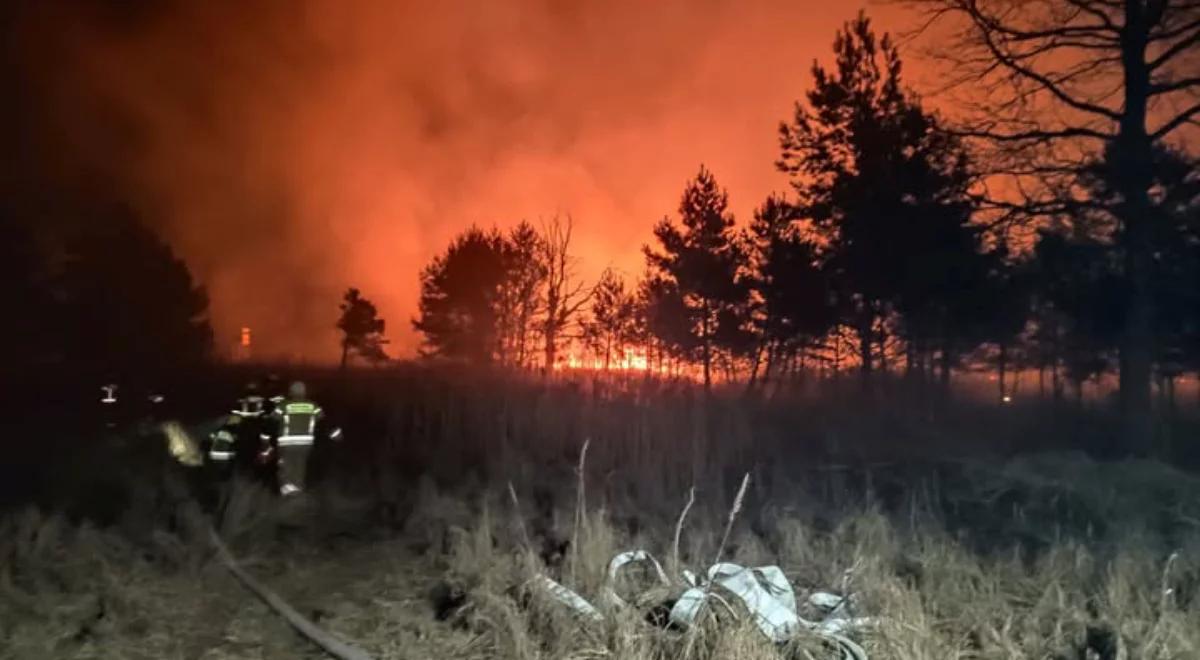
<box><xmin>534</xmin><ymin>550</ymin><xmax>872</xmax><ymax>660</ymax></box>
<box><xmin>533</xmin><ymin>575</ymin><xmax>603</xmax><ymax>623</ymax></box>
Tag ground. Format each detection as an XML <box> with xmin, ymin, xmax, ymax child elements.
<box><xmin>3</xmin><ymin>371</ymin><xmax>1199</xmax><ymax>659</ymax></box>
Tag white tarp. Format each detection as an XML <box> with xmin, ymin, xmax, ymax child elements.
<box><xmin>535</xmin><ymin>550</ymin><xmax>872</xmax><ymax>660</ymax></box>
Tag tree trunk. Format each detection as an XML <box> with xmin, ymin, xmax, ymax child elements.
<box><xmin>340</xmin><ymin>341</ymin><xmax>349</xmax><ymax>370</ymax></box>
<box><xmin>857</xmin><ymin>314</ymin><xmax>874</xmax><ymax>386</ymax></box>
<box><xmin>1115</xmin><ymin>2</ymin><xmax>1155</xmax><ymax>452</ymax></box>
<box><xmin>998</xmin><ymin>343</ymin><xmax>1008</xmax><ymax>402</ymax></box>
<box><xmin>544</xmin><ymin>319</ymin><xmax>557</xmax><ymax>373</ymax></box>
<box><xmin>746</xmin><ymin>341</ymin><xmax>764</xmax><ymax>393</ymax></box>
<box><xmin>833</xmin><ymin>331</ymin><xmax>842</xmax><ymax>378</ymax></box>
<box><xmin>877</xmin><ymin>323</ymin><xmax>889</xmax><ymax>375</ymax></box>
<box><xmin>761</xmin><ymin>341</ymin><xmax>778</xmax><ymax>387</ymax></box>
<box><xmin>701</xmin><ymin>306</ymin><xmax>712</xmax><ymax>391</ymax></box>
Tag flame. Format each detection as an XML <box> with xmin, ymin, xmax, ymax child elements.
<box><xmin>555</xmin><ymin>346</ymin><xmax>653</xmax><ymax>372</ymax></box>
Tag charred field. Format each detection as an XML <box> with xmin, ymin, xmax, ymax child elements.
<box><xmin>3</xmin><ymin>367</ymin><xmax>1200</xmax><ymax>660</ymax></box>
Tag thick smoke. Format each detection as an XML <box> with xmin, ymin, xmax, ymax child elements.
<box><xmin>5</xmin><ymin>0</ymin><xmax>908</xmax><ymax>360</ymax></box>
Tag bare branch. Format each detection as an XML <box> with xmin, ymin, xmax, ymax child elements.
<box><xmin>1152</xmin><ymin>100</ymin><xmax>1200</xmax><ymax>139</ymax></box>
<box><xmin>969</xmin><ymin>17</ymin><xmax>1123</xmax><ymax>120</ymax></box>
<box><xmin>1150</xmin><ymin>75</ymin><xmax>1200</xmax><ymax>95</ymax></box>
<box><xmin>952</xmin><ymin>126</ymin><xmax>1112</xmax><ymax>142</ymax></box>
<box><xmin>1147</xmin><ymin>15</ymin><xmax>1200</xmax><ymax>44</ymax></box>
<box><xmin>1062</xmin><ymin>0</ymin><xmax>1121</xmax><ymax>33</ymax></box>
<box><xmin>1149</xmin><ymin>26</ymin><xmax>1200</xmax><ymax>69</ymax></box>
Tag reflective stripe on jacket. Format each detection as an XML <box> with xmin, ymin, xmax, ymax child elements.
<box><xmin>271</xmin><ymin>399</ymin><xmax>323</xmax><ymax>445</ymax></box>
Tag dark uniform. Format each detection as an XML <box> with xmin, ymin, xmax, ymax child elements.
<box><xmin>206</xmin><ymin>385</ymin><xmax>267</xmax><ymax>479</ymax></box>
<box><xmin>268</xmin><ymin>381</ymin><xmax>324</xmax><ymax>496</ymax></box>
<box><xmin>232</xmin><ymin>389</ymin><xmax>267</xmax><ymax>472</ymax></box>
<box><xmin>205</xmin><ymin>419</ymin><xmax>239</xmax><ymax>479</ymax></box>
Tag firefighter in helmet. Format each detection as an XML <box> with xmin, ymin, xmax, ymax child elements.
<box><xmin>266</xmin><ymin>380</ymin><xmax>327</xmax><ymax>496</ymax></box>
<box><xmin>235</xmin><ymin>381</ymin><xmax>267</xmax><ymax>419</ymax></box>
<box><xmin>206</xmin><ymin>382</ymin><xmax>268</xmax><ymax>479</ymax></box>
<box><xmin>231</xmin><ymin>382</ymin><xmax>269</xmax><ymax>475</ymax></box>
<box><xmin>206</xmin><ymin>424</ymin><xmax>237</xmax><ymax>476</ymax></box>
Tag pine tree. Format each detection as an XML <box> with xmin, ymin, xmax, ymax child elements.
<box><xmin>584</xmin><ymin>268</ymin><xmax>637</xmax><ymax>371</ymax></box>
<box><xmin>337</xmin><ymin>288</ymin><xmax>388</xmax><ymax>368</ymax></box>
<box><xmin>644</xmin><ymin>166</ymin><xmax>750</xmax><ymax>389</ymax></box>
<box><xmin>778</xmin><ymin>13</ymin><xmax>985</xmax><ymax>385</ymax></box>
<box><xmin>745</xmin><ymin>194</ymin><xmax>834</xmax><ymax>387</ymax></box>
<box><xmin>413</xmin><ymin>226</ymin><xmax>509</xmax><ymax>363</ymax></box>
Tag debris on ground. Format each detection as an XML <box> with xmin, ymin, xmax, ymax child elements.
<box><xmin>534</xmin><ymin>549</ymin><xmax>873</xmax><ymax>660</ymax></box>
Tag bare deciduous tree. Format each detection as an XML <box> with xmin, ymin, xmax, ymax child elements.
<box><xmin>901</xmin><ymin>0</ymin><xmax>1200</xmax><ymax>444</ymax></box>
<box><xmin>539</xmin><ymin>215</ymin><xmax>591</xmax><ymax>372</ymax></box>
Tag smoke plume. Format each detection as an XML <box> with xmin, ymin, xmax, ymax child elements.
<box><xmin>4</xmin><ymin>0</ymin><xmax>910</xmax><ymax>359</ymax></box>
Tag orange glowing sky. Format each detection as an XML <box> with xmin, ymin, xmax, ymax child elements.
<box><xmin>10</xmin><ymin>0</ymin><xmax>920</xmax><ymax>361</ymax></box>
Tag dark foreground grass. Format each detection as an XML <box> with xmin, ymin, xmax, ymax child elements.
<box><xmin>2</xmin><ymin>370</ymin><xmax>1199</xmax><ymax>659</ymax></box>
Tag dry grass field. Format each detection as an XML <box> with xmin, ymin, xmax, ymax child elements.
<box><xmin>3</xmin><ymin>370</ymin><xmax>1199</xmax><ymax>659</ymax></box>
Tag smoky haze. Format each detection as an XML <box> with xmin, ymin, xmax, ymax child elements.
<box><xmin>5</xmin><ymin>0</ymin><xmax>912</xmax><ymax>361</ymax></box>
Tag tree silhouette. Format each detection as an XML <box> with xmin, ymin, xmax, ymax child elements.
<box><xmin>778</xmin><ymin>13</ymin><xmax>982</xmax><ymax>385</ymax></box>
<box><xmin>497</xmin><ymin>221</ymin><xmax>546</xmax><ymax>367</ymax></box>
<box><xmin>745</xmin><ymin>195</ymin><xmax>835</xmax><ymax>388</ymax></box>
<box><xmin>972</xmin><ymin>246</ymin><xmax>1033</xmax><ymax>402</ymax></box>
<box><xmin>644</xmin><ymin>165</ymin><xmax>749</xmax><ymax>390</ymax></box>
<box><xmin>903</xmin><ymin>0</ymin><xmax>1200</xmax><ymax>443</ymax></box>
<box><xmin>413</xmin><ymin>226</ymin><xmax>509</xmax><ymax>364</ymax></box>
<box><xmin>1030</xmin><ymin>228</ymin><xmax>1123</xmax><ymax>403</ymax></box>
<box><xmin>1071</xmin><ymin>145</ymin><xmax>1200</xmax><ymax>412</ymax></box>
<box><xmin>636</xmin><ymin>274</ymin><xmax>695</xmax><ymax>376</ymax></box>
<box><xmin>584</xmin><ymin>268</ymin><xmax>638</xmax><ymax>371</ymax></box>
<box><xmin>337</xmin><ymin>288</ymin><xmax>388</xmax><ymax>368</ymax></box>
<box><xmin>1143</xmin><ymin>151</ymin><xmax>1200</xmax><ymax>410</ymax></box>
<box><xmin>57</xmin><ymin>203</ymin><xmax>211</xmax><ymax>381</ymax></box>
<box><xmin>539</xmin><ymin>215</ymin><xmax>589</xmax><ymax>371</ymax></box>
<box><xmin>893</xmin><ymin>200</ymin><xmax>999</xmax><ymax>389</ymax></box>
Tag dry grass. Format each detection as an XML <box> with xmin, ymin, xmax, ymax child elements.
<box><xmin>3</xmin><ymin>373</ymin><xmax>1200</xmax><ymax>659</ymax></box>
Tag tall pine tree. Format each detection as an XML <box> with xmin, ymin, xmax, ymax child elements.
<box><xmin>644</xmin><ymin>166</ymin><xmax>749</xmax><ymax>389</ymax></box>
<box><xmin>778</xmin><ymin>13</ymin><xmax>987</xmax><ymax>385</ymax></box>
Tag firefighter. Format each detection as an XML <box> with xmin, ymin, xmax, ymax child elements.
<box><xmin>267</xmin><ymin>380</ymin><xmax>326</xmax><ymax>496</ymax></box>
<box><xmin>234</xmin><ymin>382</ymin><xmax>267</xmax><ymax>418</ymax></box>
<box><xmin>206</xmin><ymin>423</ymin><xmax>238</xmax><ymax>479</ymax></box>
<box><xmin>230</xmin><ymin>382</ymin><xmax>271</xmax><ymax>479</ymax></box>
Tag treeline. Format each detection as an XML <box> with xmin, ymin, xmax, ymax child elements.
<box><xmin>412</xmin><ymin>10</ymin><xmax>1200</xmax><ymax>431</ymax></box>
<box><xmin>0</xmin><ymin>199</ymin><xmax>212</xmax><ymax>389</ymax></box>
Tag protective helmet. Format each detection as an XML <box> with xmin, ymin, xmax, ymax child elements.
<box><xmin>288</xmin><ymin>381</ymin><xmax>307</xmax><ymax>399</ymax></box>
